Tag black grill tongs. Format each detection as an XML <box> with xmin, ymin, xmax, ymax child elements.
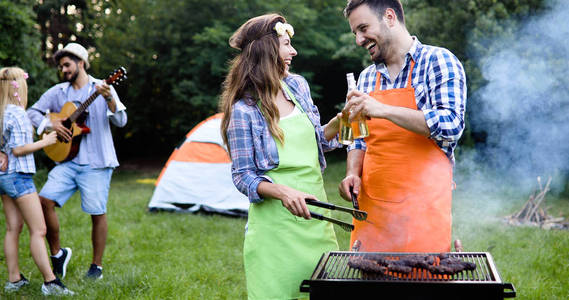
<box><xmin>305</xmin><ymin>199</ymin><xmax>367</xmax><ymax>221</ymax></box>
<box><xmin>350</xmin><ymin>186</ymin><xmax>359</xmax><ymax>210</ymax></box>
<box><xmin>309</xmin><ymin>211</ymin><xmax>354</xmax><ymax>232</ymax></box>
<box><xmin>306</xmin><ymin>199</ymin><xmax>366</xmax><ymax>232</ymax></box>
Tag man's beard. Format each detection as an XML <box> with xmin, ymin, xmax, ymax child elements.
<box><xmin>372</xmin><ymin>52</ymin><xmax>386</xmax><ymax>64</ymax></box>
<box><xmin>371</xmin><ymin>38</ymin><xmax>390</xmax><ymax>65</ymax></box>
<box><xmin>371</xmin><ymin>24</ymin><xmax>391</xmax><ymax>64</ymax></box>
<box><xmin>65</xmin><ymin>69</ymin><xmax>79</xmax><ymax>83</ymax></box>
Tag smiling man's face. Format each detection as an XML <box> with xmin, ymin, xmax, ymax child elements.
<box><xmin>348</xmin><ymin>4</ymin><xmax>393</xmax><ymax>64</ymax></box>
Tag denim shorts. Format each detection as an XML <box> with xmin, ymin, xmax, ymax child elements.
<box><xmin>0</xmin><ymin>172</ymin><xmax>37</xmax><ymax>199</ymax></box>
<box><xmin>39</xmin><ymin>161</ymin><xmax>113</xmax><ymax>215</ymax></box>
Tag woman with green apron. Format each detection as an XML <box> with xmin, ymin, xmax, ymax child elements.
<box><xmin>220</xmin><ymin>14</ymin><xmax>341</xmax><ymax>299</ymax></box>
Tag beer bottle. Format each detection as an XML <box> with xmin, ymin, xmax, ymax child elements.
<box><xmin>347</xmin><ymin>73</ymin><xmax>369</xmax><ymax>139</ymax></box>
<box><xmin>339</xmin><ymin>73</ymin><xmax>355</xmax><ymax>145</ymax></box>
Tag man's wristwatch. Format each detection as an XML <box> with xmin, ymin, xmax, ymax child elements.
<box><xmin>105</xmin><ymin>95</ymin><xmax>113</xmax><ymax>102</ymax></box>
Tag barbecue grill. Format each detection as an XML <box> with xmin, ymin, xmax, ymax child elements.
<box><xmin>300</xmin><ymin>251</ymin><xmax>516</xmax><ymax>299</ymax></box>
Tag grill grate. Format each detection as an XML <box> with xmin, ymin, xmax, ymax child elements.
<box><xmin>301</xmin><ymin>251</ymin><xmax>516</xmax><ymax>299</ymax></box>
<box><xmin>317</xmin><ymin>252</ymin><xmax>497</xmax><ymax>282</ymax></box>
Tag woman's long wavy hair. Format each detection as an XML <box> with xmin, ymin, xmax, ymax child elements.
<box><xmin>220</xmin><ymin>14</ymin><xmax>288</xmax><ymax>151</ymax></box>
<box><xmin>0</xmin><ymin>67</ymin><xmax>28</xmax><ymax>145</ymax></box>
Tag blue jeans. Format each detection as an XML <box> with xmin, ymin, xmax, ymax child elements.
<box><xmin>39</xmin><ymin>161</ymin><xmax>113</xmax><ymax>215</ymax></box>
<box><xmin>0</xmin><ymin>172</ymin><xmax>36</xmax><ymax>199</ymax></box>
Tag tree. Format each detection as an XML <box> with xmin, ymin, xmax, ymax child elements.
<box><xmin>0</xmin><ymin>0</ymin><xmax>56</xmax><ymax>103</ymax></box>
<box><xmin>27</xmin><ymin>0</ymin><xmax>550</xmax><ymax>161</ymax></box>
<box><xmin>89</xmin><ymin>0</ymin><xmax>357</xmax><ymax>158</ymax></box>
<box><xmin>34</xmin><ymin>0</ymin><xmax>95</xmax><ymax>62</ymax></box>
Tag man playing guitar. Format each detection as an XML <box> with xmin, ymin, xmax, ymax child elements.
<box><xmin>27</xmin><ymin>43</ymin><xmax>127</xmax><ymax>280</ymax></box>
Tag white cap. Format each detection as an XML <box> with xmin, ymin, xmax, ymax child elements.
<box><xmin>54</xmin><ymin>43</ymin><xmax>90</xmax><ymax>69</ymax></box>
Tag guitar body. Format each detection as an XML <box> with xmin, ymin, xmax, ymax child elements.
<box><xmin>43</xmin><ymin>102</ymin><xmax>91</xmax><ymax>163</ymax></box>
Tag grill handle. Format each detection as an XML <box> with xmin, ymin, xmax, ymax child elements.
<box><xmin>299</xmin><ymin>280</ymin><xmax>310</xmax><ymax>293</ymax></box>
<box><xmin>503</xmin><ymin>282</ymin><xmax>516</xmax><ymax>298</ymax></box>
<box><xmin>350</xmin><ymin>186</ymin><xmax>359</xmax><ymax>209</ymax></box>
<box><xmin>310</xmin><ymin>211</ymin><xmax>354</xmax><ymax>232</ymax></box>
<box><xmin>351</xmin><ymin>239</ymin><xmax>362</xmax><ymax>251</ymax></box>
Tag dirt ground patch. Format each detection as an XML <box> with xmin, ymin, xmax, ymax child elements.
<box><xmin>118</xmin><ymin>157</ymin><xmax>166</xmax><ymax>173</ymax></box>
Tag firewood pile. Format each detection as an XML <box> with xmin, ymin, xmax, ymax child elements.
<box><xmin>505</xmin><ymin>176</ymin><xmax>568</xmax><ymax>230</ymax></box>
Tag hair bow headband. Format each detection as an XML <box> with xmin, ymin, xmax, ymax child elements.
<box><xmin>274</xmin><ymin>22</ymin><xmax>294</xmax><ymax>38</ymax></box>
<box><xmin>8</xmin><ymin>73</ymin><xmax>28</xmax><ymax>104</ymax></box>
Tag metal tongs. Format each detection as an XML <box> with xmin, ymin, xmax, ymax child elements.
<box><xmin>306</xmin><ymin>199</ymin><xmax>367</xmax><ymax>220</ymax></box>
<box><xmin>350</xmin><ymin>186</ymin><xmax>359</xmax><ymax>210</ymax></box>
<box><xmin>308</xmin><ymin>210</ymin><xmax>354</xmax><ymax>232</ymax></box>
<box><xmin>305</xmin><ymin>199</ymin><xmax>368</xmax><ymax>232</ymax></box>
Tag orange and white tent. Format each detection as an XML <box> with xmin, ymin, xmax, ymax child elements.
<box><xmin>148</xmin><ymin>113</ymin><xmax>249</xmax><ymax>217</ymax></box>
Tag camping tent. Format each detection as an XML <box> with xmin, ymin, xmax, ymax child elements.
<box><xmin>148</xmin><ymin>113</ymin><xmax>249</xmax><ymax>217</ymax></box>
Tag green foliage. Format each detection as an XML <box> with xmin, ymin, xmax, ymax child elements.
<box><xmin>82</xmin><ymin>0</ymin><xmax>356</xmax><ymax>157</ymax></box>
<box><xmin>0</xmin><ymin>0</ymin><xmax>56</xmax><ymax>103</ymax></box>
<box><xmin>2</xmin><ymin>0</ymin><xmax>554</xmax><ymax>159</ymax></box>
<box><xmin>34</xmin><ymin>0</ymin><xmax>94</xmax><ymax>53</ymax></box>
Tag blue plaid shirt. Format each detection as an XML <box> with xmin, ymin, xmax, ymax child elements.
<box><xmin>1</xmin><ymin>104</ymin><xmax>36</xmax><ymax>174</ymax></box>
<box><xmin>348</xmin><ymin>37</ymin><xmax>466</xmax><ymax>163</ymax></box>
<box><xmin>226</xmin><ymin>74</ymin><xmax>340</xmax><ymax>203</ymax></box>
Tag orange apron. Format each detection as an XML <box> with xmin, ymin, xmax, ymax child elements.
<box><xmin>350</xmin><ymin>61</ymin><xmax>453</xmax><ymax>252</ymax></box>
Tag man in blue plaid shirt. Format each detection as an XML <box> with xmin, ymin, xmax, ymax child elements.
<box><xmin>338</xmin><ymin>0</ymin><xmax>467</xmax><ymax>252</ymax></box>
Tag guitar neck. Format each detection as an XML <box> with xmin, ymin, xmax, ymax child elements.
<box><xmin>68</xmin><ymin>90</ymin><xmax>101</xmax><ymax>122</ymax></box>
<box><xmin>67</xmin><ymin>67</ymin><xmax>125</xmax><ymax>122</ymax></box>
<box><xmin>69</xmin><ymin>92</ymin><xmax>99</xmax><ymax>122</ymax></box>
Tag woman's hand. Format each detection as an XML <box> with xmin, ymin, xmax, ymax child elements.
<box><xmin>323</xmin><ymin>112</ymin><xmax>343</xmax><ymax>140</ymax></box>
<box><xmin>277</xmin><ymin>184</ymin><xmax>314</xmax><ymax>219</ymax></box>
<box><xmin>41</xmin><ymin>131</ymin><xmax>58</xmax><ymax>147</ymax></box>
<box><xmin>257</xmin><ymin>182</ymin><xmax>315</xmax><ymax>219</ymax></box>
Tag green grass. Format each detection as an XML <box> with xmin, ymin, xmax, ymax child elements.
<box><xmin>1</xmin><ymin>155</ymin><xmax>568</xmax><ymax>299</ymax></box>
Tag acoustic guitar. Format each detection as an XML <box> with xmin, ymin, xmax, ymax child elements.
<box><xmin>43</xmin><ymin>67</ymin><xmax>127</xmax><ymax>162</ymax></box>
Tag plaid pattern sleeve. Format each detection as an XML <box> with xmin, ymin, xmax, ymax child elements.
<box><xmin>227</xmin><ymin>75</ymin><xmax>340</xmax><ymax>203</ymax></box>
<box><xmin>2</xmin><ymin>105</ymin><xmax>36</xmax><ymax>174</ymax></box>
<box><xmin>226</xmin><ymin>101</ymin><xmax>273</xmax><ymax>203</ymax></box>
<box><xmin>422</xmin><ymin>48</ymin><xmax>467</xmax><ymax>144</ymax></box>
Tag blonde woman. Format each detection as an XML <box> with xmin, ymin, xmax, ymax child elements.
<box><xmin>220</xmin><ymin>14</ymin><xmax>341</xmax><ymax>299</ymax></box>
<box><xmin>0</xmin><ymin>67</ymin><xmax>73</xmax><ymax>295</ymax></box>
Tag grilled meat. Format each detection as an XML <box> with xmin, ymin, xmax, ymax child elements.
<box><xmin>428</xmin><ymin>256</ymin><xmax>477</xmax><ymax>275</ymax></box>
<box><xmin>348</xmin><ymin>256</ymin><xmax>387</xmax><ymax>274</ymax></box>
<box><xmin>349</xmin><ymin>253</ymin><xmax>476</xmax><ymax>276</ymax></box>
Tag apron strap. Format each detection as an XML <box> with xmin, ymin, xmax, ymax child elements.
<box><xmin>406</xmin><ymin>59</ymin><xmax>416</xmax><ymax>86</ymax></box>
<box><xmin>256</xmin><ymin>80</ymin><xmax>305</xmax><ymax>114</ymax></box>
<box><xmin>373</xmin><ymin>70</ymin><xmax>382</xmax><ymax>91</ymax></box>
<box><xmin>280</xmin><ymin>80</ymin><xmax>305</xmax><ymax>113</ymax></box>
<box><xmin>373</xmin><ymin>59</ymin><xmax>416</xmax><ymax>91</ymax></box>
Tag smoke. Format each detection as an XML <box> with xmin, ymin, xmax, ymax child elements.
<box><xmin>459</xmin><ymin>0</ymin><xmax>569</xmax><ymax>199</ymax></box>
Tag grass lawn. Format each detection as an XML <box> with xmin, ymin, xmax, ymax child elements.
<box><xmin>1</xmin><ymin>153</ymin><xmax>568</xmax><ymax>299</ymax></box>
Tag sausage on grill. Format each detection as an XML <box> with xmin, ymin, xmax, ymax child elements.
<box><xmin>348</xmin><ymin>256</ymin><xmax>387</xmax><ymax>274</ymax></box>
<box><xmin>349</xmin><ymin>254</ymin><xmax>476</xmax><ymax>276</ymax></box>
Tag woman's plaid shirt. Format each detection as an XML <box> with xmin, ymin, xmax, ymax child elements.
<box><xmin>226</xmin><ymin>74</ymin><xmax>340</xmax><ymax>203</ymax></box>
<box><xmin>1</xmin><ymin>104</ymin><xmax>36</xmax><ymax>174</ymax></box>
